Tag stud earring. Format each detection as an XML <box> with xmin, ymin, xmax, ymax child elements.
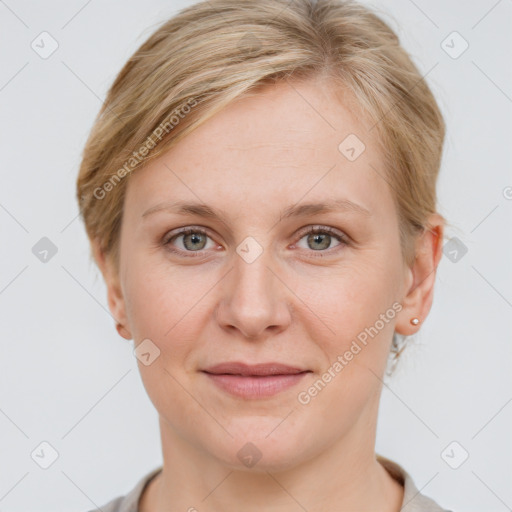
<box><xmin>410</xmin><ymin>317</ymin><xmax>420</xmax><ymax>326</ymax></box>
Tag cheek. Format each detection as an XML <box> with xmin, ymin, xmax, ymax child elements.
<box><xmin>294</xmin><ymin>255</ymin><xmax>399</xmax><ymax>337</ymax></box>
<box><xmin>123</xmin><ymin>262</ymin><xmax>209</xmax><ymax>420</ymax></box>
<box><xmin>124</xmin><ymin>272</ymin><xmax>176</xmax><ymax>341</ymax></box>
<box><xmin>123</xmin><ymin>254</ymin><xmax>208</xmax><ymax>339</ymax></box>
<box><xmin>289</xmin><ymin>256</ymin><xmax>400</xmax><ymax>416</ymax></box>
<box><xmin>123</xmin><ymin>257</ymin><xmax>220</xmax><ymax>388</ymax></box>
<box><xmin>292</xmin><ymin>265</ymin><xmax>396</xmax><ymax>428</ymax></box>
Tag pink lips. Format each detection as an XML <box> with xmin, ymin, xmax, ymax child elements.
<box><xmin>201</xmin><ymin>362</ymin><xmax>311</xmax><ymax>399</ymax></box>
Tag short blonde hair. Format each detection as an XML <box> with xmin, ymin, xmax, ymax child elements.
<box><xmin>76</xmin><ymin>0</ymin><xmax>448</xmax><ymax>362</ymax></box>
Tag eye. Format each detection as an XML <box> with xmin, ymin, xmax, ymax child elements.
<box><xmin>162</xmin><ymin>225</ymin><xmax>349</xmax><ymax>258</ymax></box>
<box><xmin>163</xmin><ymin>227</ymin><xmax>217</xmax><ymax>255</ymax></box>
<box><xmin>294</xmin><ymin>226</ymin><xmax>348</xmax><ymax>254</ymax></box>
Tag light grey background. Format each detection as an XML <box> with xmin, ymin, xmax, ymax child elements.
<box><xmin>1</xmin><ymin>1</ymin><xmax>511</xmax><ymax>511</ymax></box>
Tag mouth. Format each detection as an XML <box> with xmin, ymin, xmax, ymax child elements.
<box><xmin>201</xmin><ymin>362</ymin><xmax>312</xmax><ymax>399</ymax></box>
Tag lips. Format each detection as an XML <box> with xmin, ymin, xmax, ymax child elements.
<box><xmin>202</xmin><ymin>361</ymin><xmax>309</xmax><ymax>377</ymax></box>
<box><xmin>201</xmin><ymin>362</ymin><xmax>311</xmax><ymax>399</ymax></box>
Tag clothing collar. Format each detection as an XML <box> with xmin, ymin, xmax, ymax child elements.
<box><xmin>114</xmin><ymin>456</ymin><xmax>449</xmax><ymax>512</ymax></box>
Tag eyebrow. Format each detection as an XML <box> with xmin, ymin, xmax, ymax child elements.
<box><xmin>141</xmin><ymin>198</ymin><xmax>372</xmax><ymax>221</ymax></box>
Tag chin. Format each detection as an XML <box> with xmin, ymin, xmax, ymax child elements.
<box><xmin>208</xmin><ymin>420</ymin><xmax>311</xmax><ymax>473</ymax></box>
<box><xmin>223</xmin><ymin>445</ymin><xmax>307</xmax><ymax>474</ymax></box>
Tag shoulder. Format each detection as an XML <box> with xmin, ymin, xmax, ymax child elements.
<box><xmin>86</xmin><ymin>467</ymin><xmax>163</xmax><ymax>512</ymax></box>
<box><xmin>376</xmin><ymin>454</ymin><xmax>455</xmax><ymax>512</ymax></box>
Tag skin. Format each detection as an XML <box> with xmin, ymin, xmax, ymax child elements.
<box><xmin>93</xmin><ymin>76</ymin><xmax>444</xmax><ymax>512</ymax></box>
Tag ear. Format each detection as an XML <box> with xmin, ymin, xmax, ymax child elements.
<box><xmin>91</xmin><ymin>239</ymin><xmax>132</xmax><ymax>340</ymax></box>
<box><xmin>395</xmin><ymin>213</ymin><xmax>445</xmax><ymax>336</ymax></box>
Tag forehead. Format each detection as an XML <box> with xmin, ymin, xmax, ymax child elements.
<box><xmin>125</xmin><ymin>78</ymin><xmax>394</xmax><ymax>220</ymax></box>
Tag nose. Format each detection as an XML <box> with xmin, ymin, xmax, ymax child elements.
<box><xmin>215</xmin><ymin>243</ymin><xmax>292</xmax><ymax>340</ymax></box>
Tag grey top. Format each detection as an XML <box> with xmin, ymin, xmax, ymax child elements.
<box><xmin>90</xmin><ymin>455</ymin><xmax>453</xmax><ymax>512</ymax></box>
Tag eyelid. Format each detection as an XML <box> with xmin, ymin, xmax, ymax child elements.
<box><xmin>294</xmin><ymin>224</ymin><xmax>348</xmax><ymax>242</ymax></box>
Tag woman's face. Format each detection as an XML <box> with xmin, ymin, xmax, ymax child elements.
<box><xmin>103</xmin><ymin>78</ymin><xmax>436</xmax><ymax>471</ymax></box>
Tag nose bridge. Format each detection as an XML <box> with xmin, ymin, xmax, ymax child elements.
<box><xmin>234</xmin><ymin>239</ymin><xmax>274</xmax><ymax>298</ymax></box>
<box><xmin>216</xmin><ymin>234</ymin><xmax>290</xmax><ymax>338</ymax></box>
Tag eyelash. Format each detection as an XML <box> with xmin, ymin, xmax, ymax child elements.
<box><xmin>162</xmin><ymin>225</ymin><xmax>349</xmax><ymax>258</ymax></box>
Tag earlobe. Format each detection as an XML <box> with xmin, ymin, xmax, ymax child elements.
<box><xmin>115</xmin><ymin>321</ymin><xmax>132</xmax><ymax>340</ymax></box>
<box><xmin>394</xmin><ymin>264</ymin><xmax>421</xmax><ymax>336</ymax></box>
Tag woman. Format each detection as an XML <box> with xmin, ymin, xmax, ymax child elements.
<box><xmin>77</xmin><ymin>0</ymin><xmax>453</xmax><ymax>510</ymax></box>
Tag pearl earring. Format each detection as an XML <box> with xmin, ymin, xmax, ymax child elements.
<box><xmin>410</xmin><ymin>317</ymin><xmax>420</xmax><ymax>325</ymax></box>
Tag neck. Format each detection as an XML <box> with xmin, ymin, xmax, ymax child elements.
<box><xmin>140</xmin><ymin>412</ymin><xmax>404</xmax><ymax>512</ymax></box>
